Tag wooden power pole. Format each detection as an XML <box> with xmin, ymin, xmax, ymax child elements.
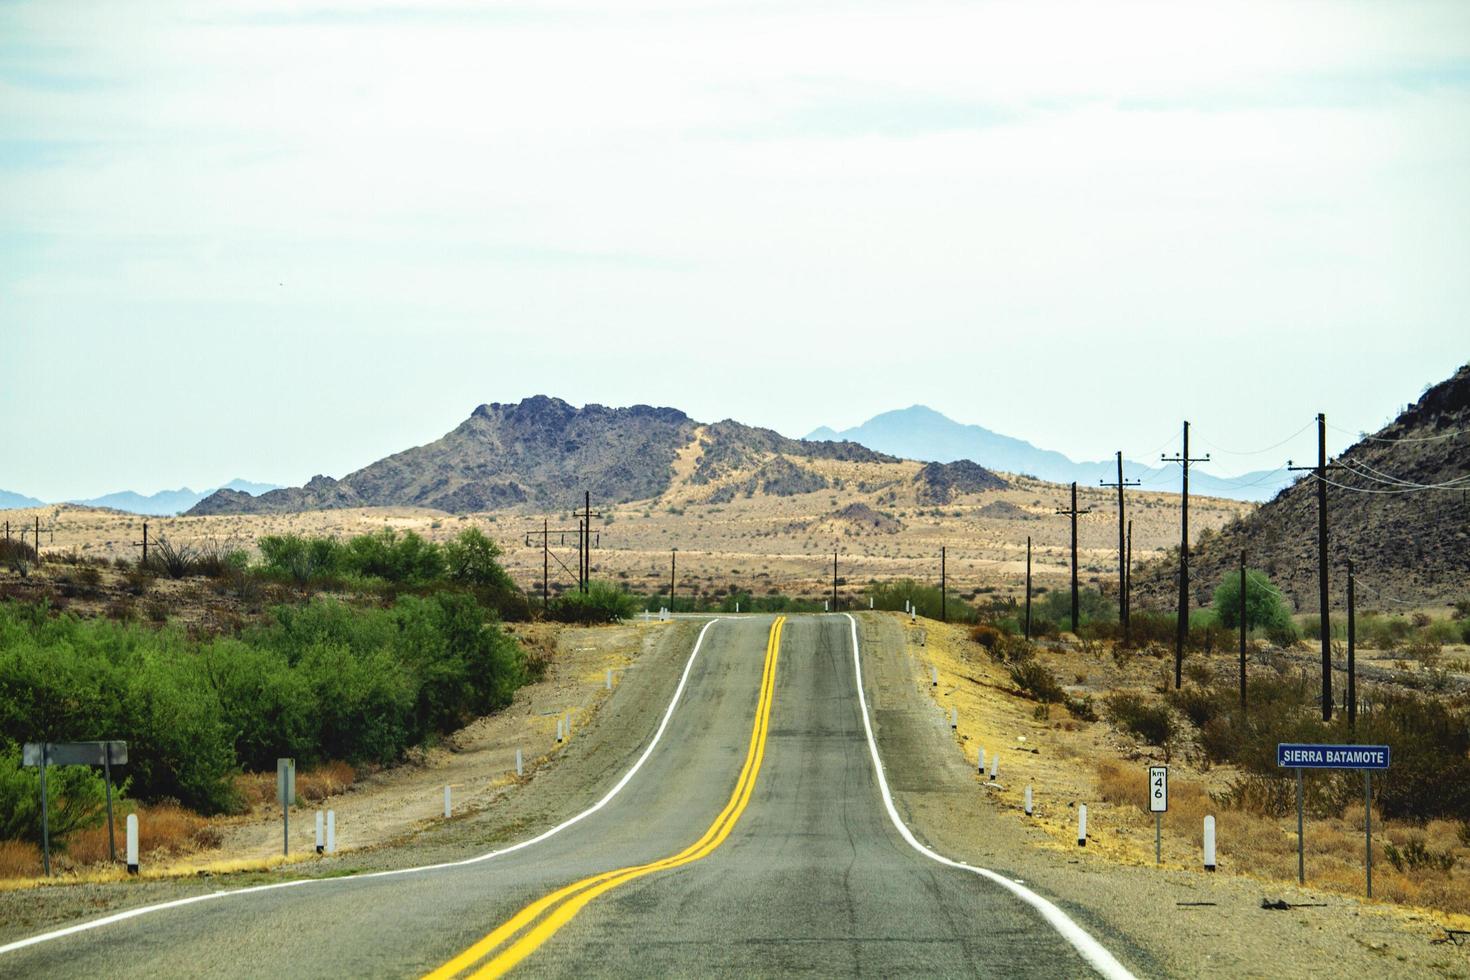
<box><xmin>1055</xmin><ymin>483</ymin><xmax>1093</xmax><ymax>633</ymax></box>
<box><xmin>1163</xmin><ymin>422</ymin><xmax>1209</xmax><ymax>689</ymax></box>
<box><xmin>1100</xmin><ymin>450</ymin><xmax>1140</xmax><ymax>634</ymax></box>
<box><xmin>1288</xmin><ymin>414</ymin><xmax>1341</xmax><ymax>721</ymax></box>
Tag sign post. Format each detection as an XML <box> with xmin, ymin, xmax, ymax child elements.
<box><xmin>23</xmin><ymin>741</ymin><xmax>129</xmax><ymax>875</ymax></box>
<box><xmin>1149</xmin><ymin>766</ymin><xmax>1168</xmax><ymax>864</ymax></box>
<box><xmin>277</xmin><ymin>758</ymin><xmax>296</xmax><ymax>856</ymax></box>
<box><xmin>1277</xmin><ymin>743</ymin><xmax>1388</xmax><ymax>896</ymax></box>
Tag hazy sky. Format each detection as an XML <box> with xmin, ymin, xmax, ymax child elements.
<box><xmin>3</xmin><ymin>0</ymin><xmax>1467</xmax><ymax>500</ymax></box>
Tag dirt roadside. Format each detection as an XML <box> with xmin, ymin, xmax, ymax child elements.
<box><xmin>860</xmin><ymin>611</ymin><xmax>1470</xmax><ymax>979</ymax></box>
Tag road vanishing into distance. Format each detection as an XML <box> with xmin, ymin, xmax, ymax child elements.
<box><xmin>0</xmin><ymin>616</ymin><xmax>1134</xmax><ymax>978</ymax></box>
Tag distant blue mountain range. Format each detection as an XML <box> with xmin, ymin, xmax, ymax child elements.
<box><xmin>806</xmin><ymin>406</ymin><xmax>1289</xmax><ymax>503</ymax></box>
<box><xmin>0</xmin><ymin>479</ymin><xmax>280</xmax><ymax>515</ymax></box>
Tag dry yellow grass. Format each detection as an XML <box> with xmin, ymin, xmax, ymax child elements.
<box><xmin>906</xmin><ymin>613</ymin><xmax>1470</xmax><ymax>928</ymax></box>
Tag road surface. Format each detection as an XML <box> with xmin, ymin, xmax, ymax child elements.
<box><xmin>0</xmin><ymin>615</ymin><xmax>1131</xmax><ymax>978</ymax></box>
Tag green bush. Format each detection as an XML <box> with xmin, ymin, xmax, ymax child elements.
<box><xmin>1211</xmin><ymin>569</ymin><xmax>1293</xmax><ymax>633</ymax></box>
<box><xmin>342</xmin><ymin>529</ymin><xmax>445</xmax><ymax>584</ymax></box>
<box><xmin>549</xmin><ymin>581</ymin><xmax>639</xmax><ymax>624</ymax></box>
<box><xmin>864</xmin><ymin>579</ymin><xmax>977</xmax><ymax>622</ymax></box>
<box><xmin>0</xmin><ymin>595</ymin><xmax>530</xmax><ymax>818</ymax></box>
<box><xmin>1035</xmin><ymin>587</ymin><xmax>1116</xmax><ymax>630</ymax></box>
<box><xmin>0</xmin><ymin>750</ymin><xmax>111</xmax><ymax>848</ymax></box>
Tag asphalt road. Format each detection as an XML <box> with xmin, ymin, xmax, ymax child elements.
<box><xmin>0</xmin><ymin>616</ymin><xmax>1122</xmax><ymax>978</ymax></box>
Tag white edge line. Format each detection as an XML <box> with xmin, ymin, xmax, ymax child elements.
<box><xmin>843</xmin><ymin>613</ymin><xmax>1136</xmax><ymax>980</ymax></box>
<box><xmin>0</xmin><ymin>617</ymin><xmax>726</xmax><ymax>957</ymax></box>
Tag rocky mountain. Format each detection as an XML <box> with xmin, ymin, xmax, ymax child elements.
<box><xmin>1132</xmin><ymin>362</ymin><xmax>1470</xmax><ymax>610</ymax></box>
<box><xmin>807</xmin><ymin>405</ymin><xmax>1288</xmax><ymax>502</ymax></box>
<box><xmin>188</xmin><ymin>397</ymin><xmax>893</xmax><ymax>516</ymax></box>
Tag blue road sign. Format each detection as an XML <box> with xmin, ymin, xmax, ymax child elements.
<box><xmin>1277</xmin><ymin>743</ymin><xmax>1390</xmax><ymax>770</ymax></box>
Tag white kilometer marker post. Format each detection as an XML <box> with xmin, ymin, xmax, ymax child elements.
<box><xmin>1203</xmin><ymin>816</ymin><xmax>1216</xmax><ymax>872</ymax></box>
<box><xmin>444</xmin><ymin>786</ymin><xmax>452</xmax><ymax>818</ymax></box>
<box><xmin>950</xmin><ymin>707</ymin><xmax>957</xmax><ymax>729</ymax></box>
<box><xmin>931</xmin><ymin>667</ymin><xmax>938</xmax><ymax>687</ymax></box>
<box><xmin>978</xmin><ymin>748</ymin><xmax>986</xmax><ymax>774</ymax></box>
<box><xmin>515</xmin><ymin>747</ymin><xmax>523</xmax><ymax>777</ymax></box>
<box><xmin>125</xmin><ymin>814</ymin><xmax>139</xmax><ymax>874</ymax></box>
<box><xmin>315</xmin><ymin>811</ymin><xmax>324</xmax><ymax>854</ymax></box>
<box><xmin>606</xmin><ymin>669</ymin><xmax>613</xmax><ymax>690</ymax></box>
<box><xmin>326</xmin><ymin>810</ymin><xmax>336</xmax><ymax>854</ymax></box>
<box><xmin>1025</xmin><ymin>785</ymin><xmax>1034</xmax><ymax>816</ymax></box>
<box><xmin>824</xmin><ymin>600</ymin><xmax>829</xmax><ymax>611</ymax></box>
<box><xmin>1078</xmin><ymin>805</ymin><xmax>1088</xmax><ymax>846</ymax></box>
<box><xmin>556</xmin><ymin>718</ymin><xmax>564</xmax><ymax>743</ymax></box>
<box><xmin>989</xmin><ymin>754</ymin><xmax>999</xmax><ymax>781</ymax></box>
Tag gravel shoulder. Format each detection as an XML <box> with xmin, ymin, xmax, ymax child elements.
<box><xmin>857</xmin><ymin>611</ymin><xmax>1469</xmax><ymax>979</ymax></box>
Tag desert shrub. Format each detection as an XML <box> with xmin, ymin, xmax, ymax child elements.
<box><xmin>1169</xmin><ymin>684</ymin><xmax>1223</xmax><ymax>729</ymax></box>
<box><xmin>1035</xmin><ymin>587</ymin><xmax>1116</xmax><ymax>630</ymax></box>
<box><xmin>0</xmin><ymin>594</ymin><xmax>530</xmax><ymax>816</ymax></box>
<box><xmin>0</xmin><ymin>750</ymin><xmax>110</xmax><ymax>848</ymax></box>
<box><xmin>342</xmin><ymin>529</ymin><xmax>445</xmax><ymax>585</ymax></box>
<box><xmin>257</xmin><ymin>534</ymin><xmax>345</xmax><ymax>585</ymax></box>
<box><xmin>1384</xmin><ymin>836</ymin><xmax>1456</xmax><ymax>873</ymax></box>
<box><xmin>146</xmin><ymin>536</ymin><xmax>202</xmax><ymax>579</ymax></box>
<box><xmin>1211</xmin><ymin>568</ymin><xmax>1293</xmax><ymax>633</ymax></box>
<box><xmin>864</xmin><ymin>579</ymin><xmax>977</xmax><ymax>622</ymax></box>
<box><xmin>1105</xmin><ymin>692</ymin><xmax>1177</xmax><ymax>749</ymax></box>
<box><xmin>1126</xmin><ymin>610</ymin><xmax>1176</xmax><ymax>646</ymax></box>
<box><xmin>1065</xmin><ymin>694</ymin><xmax>1098</xmax><ymax>722</ymax></box>
<box><xmin>1007</xmin><ymin>661</ymin><xmax>1065</xmax><ymax>703</ymax></box>
<box><xmin>969</xmin><ymin>624</ymin><xmax>1003</xmax><ymax>651</ymax></box>
<box><xmin>1212</xmin><ymin>772</ymin><xmax>1296</xmax><ymax>817</ymax></box>
<box><xmin>548</xmin><ymin>581</ymin><xmax>639</xmax><ymax>624</ymax></box>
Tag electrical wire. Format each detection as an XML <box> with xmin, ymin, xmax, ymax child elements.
<box><xmin>1326</xmin><ymin>421</ymin><xmax>1468</xmax><ymax>445</ymax></box>
<box><xmin>1338</xmin><ymin>458</ymin><xmax>1470</xmax><ymax>490</ymax></box>
<box><xmin>1195</xmin><ymin>420</ymin><xmax>1315</xmax><ymax>457</ymax></box>
<box><xmin>1309</xmin><ymin>473</ymin><xmax>1470</xmax><ymax>495</ymax></box>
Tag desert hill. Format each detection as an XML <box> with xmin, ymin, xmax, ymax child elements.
<box><xmin>1133</xmin><ymin>362</ymin><xmax>1470</xmax><ymax>611</ymax></box>
<box><xmin>189</xmin><ymin>397</ymin><xmax>902</xmax><ymax>516</ymax></box>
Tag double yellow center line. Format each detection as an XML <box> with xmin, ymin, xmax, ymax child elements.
<box><xmin>424</xmin><ymin>616</ymin><xmax>786</xmax><ymax>979</ymax></box>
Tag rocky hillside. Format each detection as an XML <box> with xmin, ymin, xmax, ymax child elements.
<box><xmin>189</xmin><ymin>397</ymin><xmax>892</xmax><ymax>515</ymax></box>
<box><xmin>1133</xmin><ymin>362</ymin><xmax>1470</xmax><ymax>610</ymax></box>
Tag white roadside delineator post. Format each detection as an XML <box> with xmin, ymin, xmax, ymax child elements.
<box><xmin>977</xmin><ymin>748</ymin><xmax>986</xmax><ymax>775</ymax></box>
<box><xmin>315</xmin><ymin>810</ymin><xmax>324</xmax><ymax>854</ymax></box>
<box><xmin>1024</xmin><ymin>785</ymin><xmax>1034</xmax><ymax>816</ymax></box>
<box><xmin>1204</xmin><ymin>815</ymin><xmax>1217</xmax><ymax>871</ymax></box>
<box><xmin>950</xmin><ymin>707</ymin><xmax>957</xmax><ymax>730</ymax></box>
<box><xmin>931</xmin><ymin>667</ymin><xmax>938</xmax><ymax>687</ymax></box>
<box><xmin>1078</xmin><ymin>804</ymin><xmax>1088</xmax><ymax>846</ymax></box>
<box><xmin>989</xmin><ymin>753</ymin><xmax>999</xmax><ymax>781</ymax></box>
<box><xmin>125</xmin><ymin>813</ymin><xmax>139</xmax><ymax>874</ymax></box>
<box><xmin>326</xmin><ymin>810</ymin><xmax>336</xmax><ymax>854</ymax></box>
<box><xmin>870</xmin><ymin>597</ymin><xmax>874</xmax><ymax>609</ymax></box>
<box><xmin>556</xmin><ymin>718</ymin><xmax>564</xmax><ymax>743</ymax></box>
<box><xmin>515</xmin><ymin>747</ymin><xmax>523</xmax><ymax>777</ymax></box>
<box><xmin>444</xmin><ymin>785</ymin><xmax>452</xmax><ymax>818</ymax></box>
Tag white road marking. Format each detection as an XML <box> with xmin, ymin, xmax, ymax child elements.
<box><xmin>0</xmin><ymin>618</ymin><xmax>726</xmax><ymax>957</ymax></box>
<box><xmin>843</xmin><ymin>613</ymin><xmax>1137</xmax><ymax>980</ymax></box>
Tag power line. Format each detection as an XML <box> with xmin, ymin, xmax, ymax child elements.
<box><xmin>1337</xmin><ymin>458</ymin><xmax>1470</xmax><ymax>490</ymax></box>
<box><xmin>1311</xmin><ymin>473</ymin><xmax>1470</xmax><ymax>495</ymax></box>
<box><xmin>1326</xmin><ymin>421</ymin><xmax>1468</xmax><ymax>445</ymax></box>
<box><xmin>1195</xmin><ymin>420</ymin><xmax>1315</xmax><ymax>457</ymax></box>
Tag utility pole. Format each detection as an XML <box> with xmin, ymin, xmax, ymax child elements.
<box><xmin>1162</xmin><ymin>422</ymin><xmax>1209</xmax><ymax>689</ymax></box>
<box><xmin>940</xmin><ymin>546</ymin><xmax>947</xmax><ymax>623</ymax></box>
<box><xmin>1239</xmin><ymin>551</ymin><xmax>1247</xmax><ymax>715</ymax></box>
<box><xmin>582</xmin><ymin>492</ymin><xmax>591</xmax><ymax>592</ymax></box>
<box><xmin>1054</xmin><ymin>482</ymin><xmax>1093</xmax><ymax>633</ymax></box>
<box><xmin>34</xmin><ymin>516</ymin><xmax>40</xmax><ymax>565</ymax></box>
<box><xmin>132</xmin><ymin>521</ymin><xmax>149</xmax><ymax>567</ymax></box>
<box><xmin>832</xmin><ymin>548</ymin><xmax>839</xmax><ymax>612</ymax></box>
<box><xmin>1347</xmin><ymin>559</ymin><xmax>1356</xmax><ymax>731</ymax></box>
<box><xmin>670</xmin><ymin>547</ymin><xmax>678</xmax><ymax>613</ymax></box>
<box><xmin>1024</xmin><ymin>536</ymin><xmax>1032</xmax><ymax>641</ymax></box>
<box><xmin>542</xmin><ymin>519</ymin><xmax>550</xmax><ymax>611</ymax></box>
<box><xmin>1100</xmin><ymin>451</ymin><xmax>1141</xmax><ymax>634</ymax></box>
<box><xmin>1288</xmin><ymin>414</ymin><xmax>1341</xmax><ymax>721</ymax></box>
<box><xmin>525</xmin><ymin>519</ymin><xmax>595</xmax><ymax>609</ymax></box>
<box><xmin>1124</xmin><ymin>520</ymin><xmax>1133</xmax><ymax>645</ymax></box>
